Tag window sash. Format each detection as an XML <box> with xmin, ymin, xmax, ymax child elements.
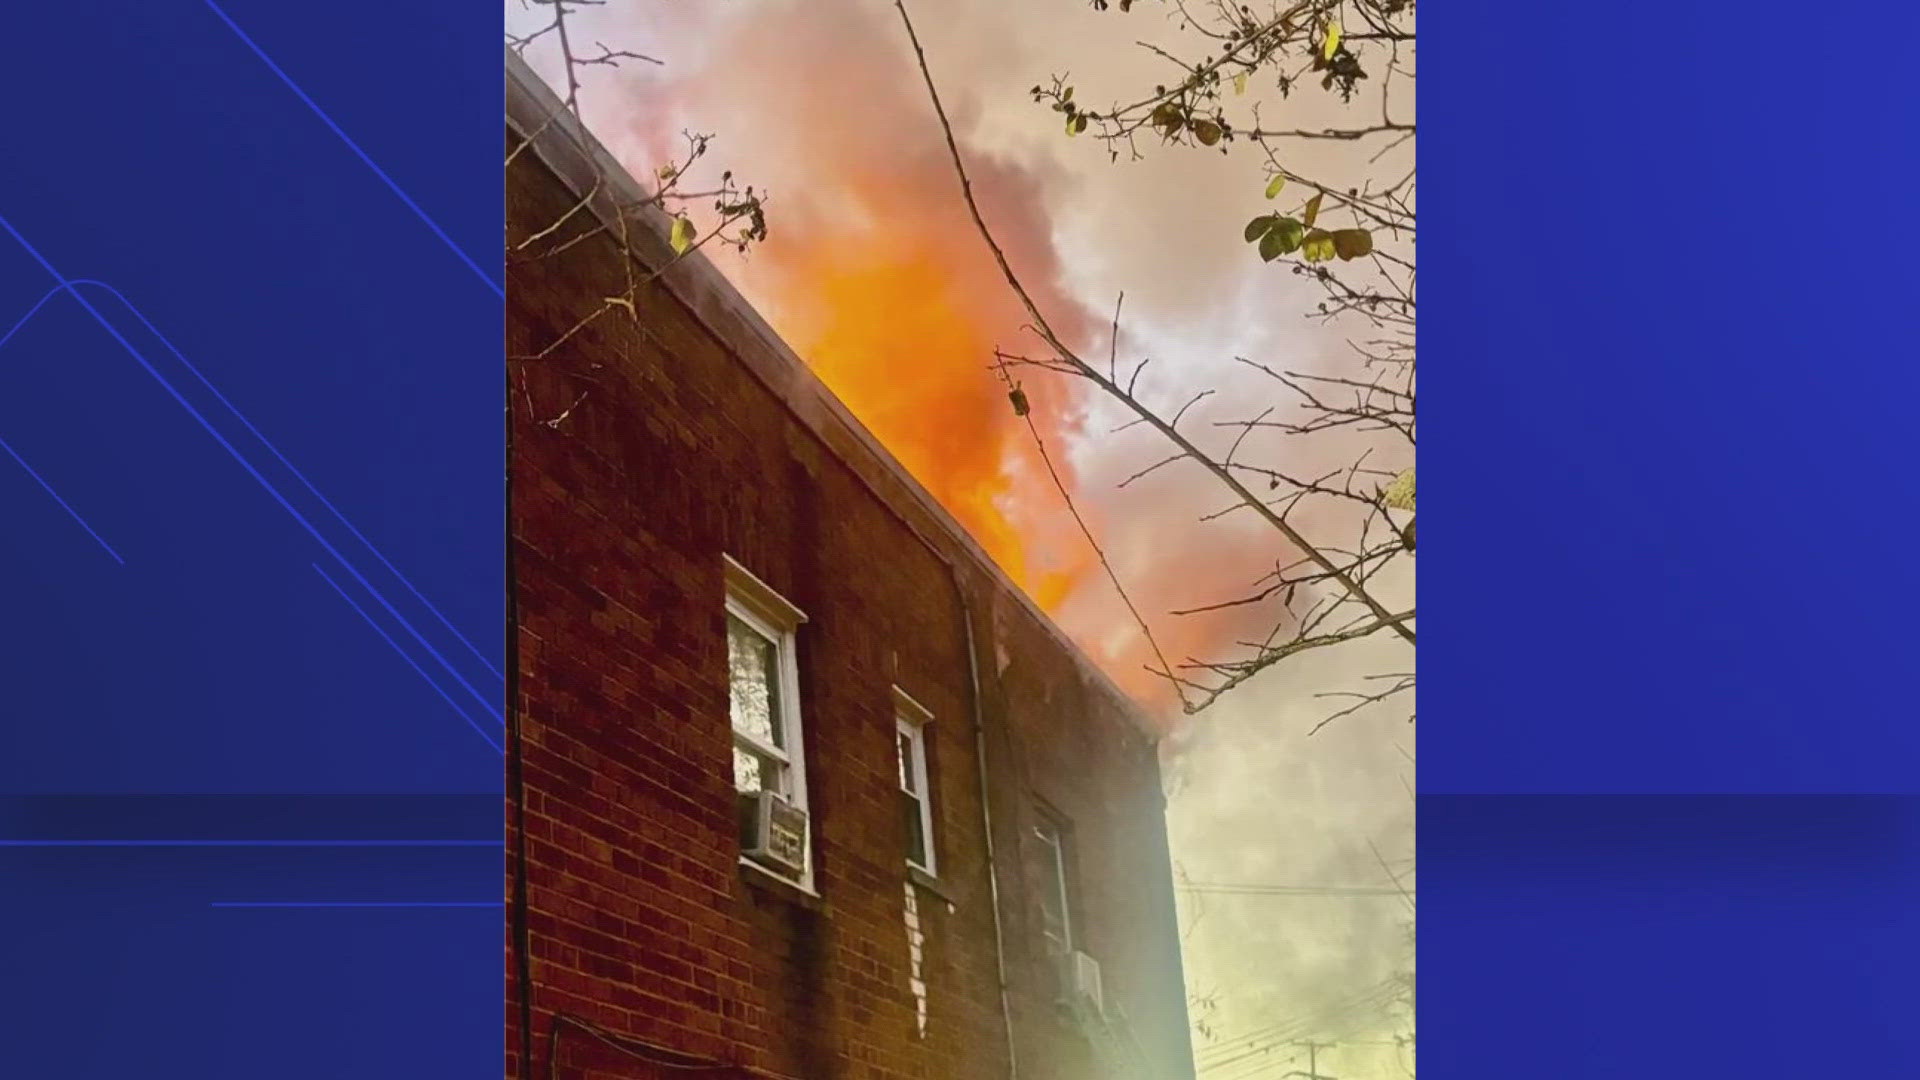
<box><xmin>897</xmin><ymin>730</ymin><xmax>918</xmax><ymax>795</ymax></box>
<box><xmin>724</xmin><ymin>599</ymin><xmax>798</xmax><ymax>763</ymax></box>
<box><xmin>896</xmin><ymin>720</ymin><xmax>929</xmax><ymax>793</ymax></box>
<box><xmin>896</xmin><ymin>714</ymin><xmax>936</xmax><ymax>873</ymax></box>
<box><xmin>724</xmin><ymin>563</ymin><xmax>813</xmax><ymax>891</ymax></box>
<box><xmin>902</xmin><ymin>789</ymin><xmax>929</xmax><ymax>869</ymax></box>
<box><xmin>726</xmin><ymin>611</ymin><xmax>788</xmax><ymax>749</ymax></box>
<box><xmin>734</xmin><ymin>726</ymin><xmax>789</xmax><ymax>766</ymax></box>
<box><xmin>1034</xmin><ymin>821</ymin><xmax>1073</xmax><ymax>953</ymax></box>
<box><xmin>733</xmin><ymin>739</ymin><xmax>790</xmax><ymax>795</ymax></box>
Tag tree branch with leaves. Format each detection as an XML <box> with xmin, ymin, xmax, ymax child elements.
<box><xmin>505</xmin><ymin>0</ymin><xmax>770</xmax><ymax>420</ymax></box>
<box><xmin>892</xmin><ymin>0</ymin><xmax>1414</xmax><ymax>725</ymax></box>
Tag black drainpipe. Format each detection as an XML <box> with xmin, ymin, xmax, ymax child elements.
<box><xmin>949</xmin><ymin>562</ymin><xmax>1020</xmax><ymax>1080</ymax></box>
<box><xmin>505</xmin><ymin>363</ymin><xmax>535</xmax><ymax>1078</ymax></box>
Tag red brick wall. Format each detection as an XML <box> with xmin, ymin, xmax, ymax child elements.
<box><xmin>505</xmin><ymin>87</ymin><xmax>1193</xmax><ymax>1080</ymax></box>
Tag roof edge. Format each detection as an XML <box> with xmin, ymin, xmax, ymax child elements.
<box><xmin>505</xmin><ymin>49</ymin><xmax>1159</xmax><ymax>742</ymax></box>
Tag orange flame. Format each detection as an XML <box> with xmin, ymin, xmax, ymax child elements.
<box><xmin>571</xmin><ymin>0</ymin><xmax>1275</xmax><ymax>732</ymax></box>
<box><xmin>620</xmin><ymin>0</ymin><xmax>1108</xmax><ymax>624</ymax></box>
<box><xmin>735</xmin><ymin>176</ymin><xmax>1095</xmax><ymax>613</ymax></box>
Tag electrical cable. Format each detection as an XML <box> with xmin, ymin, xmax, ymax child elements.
<box><xmin>1178</xmin><ymin>882</ymin><xmax>1408</xmax><ymax>897</ymax></box>
<box><xmin>1195</xmin><ymin>978</ymin><xmax>1400</xmax><ymax>1064</ymax></box>
<box><xmin>1196</xmin><ymin>978</ymin><xmax>1407</xmax><ymax>1074</ymax></box>
<box><xmin>1202</xmin><ymin>982</ymin><xmax>1404</xmax><ymax>1073</ymax></box>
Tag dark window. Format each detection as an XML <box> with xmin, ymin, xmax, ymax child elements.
<box><xmin>897</xmin><ymin>712</ymin><xmax>935</xmax><ymax>873</ymax></box>
<box><xmin>1032</xmin><ymin>812</ymin><xmax>1073</xmax><ymax>956</ymax></box>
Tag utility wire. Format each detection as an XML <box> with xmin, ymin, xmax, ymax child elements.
<box><xmin>1178</xmin><ymin>882</ymin><xmax>1408</xmax><ymax>897</ymax></box>
<box><xmin>1211</xmin><ymin>997</ymin><xmax>1414</xmax><ymax>1080</ymax></box>
<box><xmin>1198</xmin><ymin>981</ymin><xmax>1408</xmax><ymax>1075</ymax></box>
<box><xmin>1197</xmin><ymin>978</ymin><xmax>1405</xmax><ymax>1072</ymax></box>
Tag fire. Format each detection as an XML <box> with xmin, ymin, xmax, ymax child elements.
<box><xmin>738</xmin><ymin>197</ymin><xmax>1093</xmax><ymax>614</ymax></box>
<box><xmin>600</xmin><ymin>0</ymin><xmax>1242</xmax><ymax>725</ymax></box>
<box><xmin>711</xmin><ymin>172</ymin><xmax>1226</xmax><ymax>724</ymax></box>
<box><xmin>603</xmin><ymin>0</ymin><xmax>1111</xmax><ymax>616</ymax></box>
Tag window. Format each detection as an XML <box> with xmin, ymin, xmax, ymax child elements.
<box><xmin>894</xmin><ymin>687</ymin><xmax>936</xmax><ymax>876</ymax></box>
<box><xmin>1031</xmin><ymin>811</ymin><xmax>1074</xmax><ymax>957</ymax></box>
<box><xmin>723</xmin><ymin>557</ymin><xmax>810</xmax><ymax>885</ymax></box>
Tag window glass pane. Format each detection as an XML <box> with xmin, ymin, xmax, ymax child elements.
<box><xmin>735</xmin><ymin>745</ymin><xmax>788</xmax><ymax>856</ymax></box>
<box><xmin>727</xmin><ymin>614</ymin><xmax>783</xmax><ymax>748</ymax></box>
<box><xmin>898</xmin><ymin>730</ymin><xmax>917</xmax><ymax>793</ymax></box>
<box><xmin>1034</xmin><ymin>823</ymin><xmax>1069</xmax><ymax>950</ymax></box>
<box><xmin>734</xmin><ymin>743</ymin><xmax>787</xmax><ymax>796</ymax></box>
<box><xmin>1039</xmin><ymin>891</ymin><xmax>1065</xmax><ymax>935</ymax></box>
<box><xmin>903</xmin><ymin>790</ymin><xmax>927</xmax><ymax>867</ymax></box>
<box><xmin>733</xmin><ymin>744</ymin><xmax>769</xmax><ymax>794</ymax></box>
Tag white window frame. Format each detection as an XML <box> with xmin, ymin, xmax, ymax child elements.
<box><xmin>723</xmin><ymin>556</ymin><xmax>812</xmax><ymax>891</ymax></box>
<box><xmin>893</xmin><ymin>686</ymin><xmax>937</xmax><ymax>877</ymax></box>
<box><xmin>1032</xmin><ymin>812</ymin><xmax>1073</xmax><ymax>956</ymax></box>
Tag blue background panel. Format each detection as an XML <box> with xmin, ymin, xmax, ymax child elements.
<box><xmin>6</xmin><ymin>0</ymin><xmax>1920</xmax><ymax>1076</ymax></box>
<box><xmin>0</xmin><ymin>1</ymin><xmax>502</xmax><ymax>1076</ymax></box>
<box><xmin>4</xmin><ymin>844</ymin><xmax>500</xmax><ymax>1078</ymax></box>
<box><xmin>0</xmin><ymin>0</ymin><xmax>502</xmax><ymax>794</ymax></box>
<box><xmin>1424</xmin><ymin>796</ymin><xmax>1920</xmax><ymax>1074</ymax></box>
<box><xmin>1427</xmin><ymin>1</ymin><xmax>1920</xmax><ymax>792</ymax></box>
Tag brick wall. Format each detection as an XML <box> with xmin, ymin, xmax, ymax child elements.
<box><xmin>505</xmin><ymin>57</ymin><xmax>1193</xmax><ymax>1080</ymax></box>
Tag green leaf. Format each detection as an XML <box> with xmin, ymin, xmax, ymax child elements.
<box><xmin>1258</xmin><ymin>217</ymin><xmax>1304</xmax><ymax>261</ymax></box>
<box><xmin>1264</xmin><ymin>174</ymin><xmax>1287</xmax><ymax>200</ymax></box>
<box><xmin>1245</xmin><ymin>214</ymin><xmax>1277</xmax><ymax>243</ymax></box>
<box><xmin>1323</xmin><ymin>21</ymin><xmax>1342</xmax><ymax>60</ymax></box>
<box><xmin>1331</xmin><ymin>228</ymin><xmax>1373</xmax><ymax>260</ymax></box>
<box><xmin>669</xmin><ymin>214</ymin><xmax>695</xmax><ymax>255</ymax></box>
<box><xmin>1258</xmin><ymin>228</ymin><xmax>1287</xmax><ymax>263</ymax></box>
<box><xmin>1191</xmin><ymin>118</ymin><xmax>1222</xmax><ymax>146</ymax></box>
<box><xmin>1233</xmin><ymin>73</ymin><xmax>1248</xmax><ymax>96</ymax></box>
<box><xmin>1151</xmin><ymin>102</ymin><xmax>1185</xmax><ymax>138</ymax></box>
<box><xmin>1302</xmin><ymin>191</ymin><xmax>1323</xmax><ymax>229</ymax></box>
<box><xmin>1301</xmin><ymin>229</ymin><xmax>1335</xmax><ymax>262</ymax></box>
<box><xmin>1062</xmin><ymin>85</ymin><xmax>1074</xmax><ymax>102</ymax></box>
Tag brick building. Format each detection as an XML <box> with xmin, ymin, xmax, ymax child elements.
<box><xmin>505</xmin><ymin>53</ymin><xmax>1194</xmax><ymax>1080</ymax></box>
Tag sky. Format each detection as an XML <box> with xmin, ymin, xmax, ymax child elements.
<box><xmin>506</xmin><ymin>0</ymin><xmax>1415</xmax><ymax>1073</ymax></box>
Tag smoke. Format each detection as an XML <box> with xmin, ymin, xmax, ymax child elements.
<box><xmin>507</xmin><ymin>0</ymin><xmax>1374</xmax><ymax>636</ymax></box>
<box><xmin>507</xmin><ymin>0</ymin><xmax>1414</xmax><ymax>1071</ymax></box>
<box><xmin>514</xmin><ymin>0</ymin><xmax>1108</xmax><ymax>604</ymax></box>
<box><xmin>1165</xmin><ymin>625</ymin><xmax>1414</xmax><ymax>1080</ymax></box>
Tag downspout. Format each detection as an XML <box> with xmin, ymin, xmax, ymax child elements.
<box><xmin>952</xmin><ymin>563</ymin><xmax>1020</xmax><ymax>1080</ymax></box>
<box><xmin>506</xmin><ymin>359</ymin><xmax>535</xmax><ymax>1077</ymax></box>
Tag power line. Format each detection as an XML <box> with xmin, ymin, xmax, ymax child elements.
<box><xmin>1198</xmin><ymin>980</ymin><xmax>1413</xmax><ymax>1068</ymax></box>
<box><xmin>1196</xmin><ymin>981</ymin><xmax>1397</xmax><ymax>1063</ymax></box>
<box><xmin>1178</xmin><ymin>882</ymin><xmax>1409</xmax><ymax>897</ymax></box>
<box><xmin>1197</xmin><ymin>979</ymin><xmax>1408</xmax><ymax>1074</ymax></box>
<box><xmin>1227</xmin><ymin>1038</ymin><xmax>1416</xmax><ymax>1080</ymax></box>
<box><xmin>1212</xmin><ymin>1018</ymin><xmax>1412</xmax><ymax>1080</ymax></box>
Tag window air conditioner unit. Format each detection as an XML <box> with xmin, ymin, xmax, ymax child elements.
<box><xmin>1058</xmin><ymin>949</ymin><xmax>1105</xmax><ymax>1020</ymax></box>
<box><xmin>744</xmin><ymin>791</ymin><xmax>809</xmax><ymax>877</ymax></box>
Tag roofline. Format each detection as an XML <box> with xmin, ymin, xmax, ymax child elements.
<box><xmin>504</xmin><ymin>50</ymin><xmax>1159</xmax><ymax>741</ymax></box>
